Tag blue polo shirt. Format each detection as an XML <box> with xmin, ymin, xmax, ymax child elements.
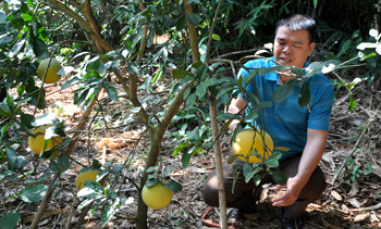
<box><xmin>237</xmin><ymin>57</ymin><xmax>334</xmax><ymax>160</ymax></box>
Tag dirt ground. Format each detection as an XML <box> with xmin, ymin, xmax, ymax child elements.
<box><xmin>3</xmin><ymin>62</ymin><xmax>381</xmax><ymax>229</ymax></box>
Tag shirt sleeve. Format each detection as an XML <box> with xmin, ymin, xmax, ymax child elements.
<box><xmin>236</xmin><ymin>61</ymin><xmax>260</xmax><ymax>98</ymax></box>
<box><xmin>307</xmin><ymin>84</ymin><xmax>334</xmax><ymax>130</ymax></box>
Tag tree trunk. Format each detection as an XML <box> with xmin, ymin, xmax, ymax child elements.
<box><xmin>184</xmin><ymin>0</ymin><xmax>200</xmax><ymax>63</ymax></box>
<box><xmin>209</xmin><ymin>97</ymin><xmax>228</xmax><ymax>229</ymax></box>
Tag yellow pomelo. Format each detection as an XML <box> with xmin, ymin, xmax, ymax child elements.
<box><xmin>142</xmin><ymin>183</ymin><xmax>173</xmax><ymax>210</ymax></box>
<box><xmin>232</xmin><ymin>129</ymin><xmax>274</xmax><ymax>163</ymax></box>
<box><xmin>28</xmin><ymin>126</ymin><xmax>63</xmax><ymax>159</ymax></box>
<box><xmin>37</xmin><ymin>58</ymin><xmax>62</xmax><ymax>84</ymax></box>
<box><xmin>75</xmin><ymin>170</ymin><xmax>107</xmax><ymax>191</ymax></box>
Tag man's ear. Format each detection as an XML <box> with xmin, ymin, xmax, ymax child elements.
<box><xmin>308</xmin><ymin>42</ymin><xmax>316</xmax><ymax>56</ymax></box>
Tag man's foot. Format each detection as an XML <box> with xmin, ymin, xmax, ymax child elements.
<box><xmin>231</xmin><ymin>208</ymin><xmax>260</xmax><ymax>221</ymax></box>
<box><xmin>231</xmin><ymin>208</ymin><xmax>246</xmax><ymax>220</ymax></box>
<box><xmin>281</xmin><ymin>209</ymin><xmax>305</xmax><ymax>229</ymax></box>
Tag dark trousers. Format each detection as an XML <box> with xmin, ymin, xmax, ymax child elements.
<box><xmin>202</xmin><ymin>155</ymin><xmax>326</xmax><ymax>220</ymax></box>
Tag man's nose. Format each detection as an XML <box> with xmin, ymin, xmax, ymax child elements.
<box><xmin>282</xmin><ymin>45</ymin><xmax>292</xmax><ymax>53</ymax></box>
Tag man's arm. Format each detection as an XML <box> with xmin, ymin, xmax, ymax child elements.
<box><xmin>227</xmin><ymin>97</ymin><xmax>246</xmax><ymax>132</ymax></box>
<box><xmin>271</xmin><ymin>128</ymin><xmax>328</xmax><ymax>206</ymax></box>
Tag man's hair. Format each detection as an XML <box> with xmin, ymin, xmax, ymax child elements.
<box><xmin>275</xmin><ymin>14</ymin><xmax>316</xmax><ymax>43</ymax></box>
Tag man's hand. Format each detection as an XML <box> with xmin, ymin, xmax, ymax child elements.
<box><xmin>227</xmin><ymin>97</ymin><xmax>246</xmax><ymax>132</ymax></box>
<box><xmin>271</xmin><ymin>176</ymin><xmax>306</xmax><ymax>207</ymax></box>
<box><xmin>272</xmin><ymin>129</ymin><xmax>328</xmax><ymax>207</ymax></box>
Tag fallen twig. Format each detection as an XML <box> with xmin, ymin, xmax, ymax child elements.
<box><xmin>349</xmin><ymin>203</ymin><xmax>381</xmax><ymax>212</ymax></box>
<box><xmin>331</xmin><ymin>119</ymin><xmax>372</xmax><ymax>185</ymax></box>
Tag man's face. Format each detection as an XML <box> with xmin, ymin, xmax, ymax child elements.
<box><xmin>273</xmin><ymin>26</ymin><xmax>316</xmax><ymax>68</ymax></box>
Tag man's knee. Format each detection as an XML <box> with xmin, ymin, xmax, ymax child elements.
<box><xmin>302</xmin><ymin>167</ymin><xmax>326</xmax><ymax>201</ymax></box>
<box><xmin>202</xmin><ymin>174</ymin><xmax>220</xmax><ymax>207</ymax></box>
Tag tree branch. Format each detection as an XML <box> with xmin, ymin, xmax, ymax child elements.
<box><xmin>158</xmin><ymin>81</ymin><xmax>194</xmax><ymax>141</ymax></box>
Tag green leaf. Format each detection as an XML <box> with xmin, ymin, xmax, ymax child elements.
<box><xmin>37</xmin><ymin>173</ymin><xmax>53</xmax><ymax>182</ymax></box>
<box><xmin>245</xmin><ymin>111</ymin><xmax>258</xmax><ymax>120</ymax></box>
<box><xmin>19</xmin><ymin>184</ymin><xmax>48</xmax><ymax>203</ymax></box>
<box><xmin>272</xmin><ymin>151</ymin><xmax>283</xmax><ymax>160</ymax></box>
<box><xmin>216</xmin><ymin>113</ymin><xmax>235</xmax><ymax>121</ymax></box>
<box><xmin>101</xmin><ymin>82</ymin><xmax>118</xmax><ymax>101</ymax></box>
<box><xmin>101</xmin><ymin>206</ymin><xmax>114</xmax><ymax>227</ymax></box>
<box><xmin>245</xmin><ymin>167</ymin><xmax>263</xmax><ymax>183</ymax></box>
<box><xmin>291</xmin><ymin>67</ymin><xmax>304</xmax><ymax>77</ymax></box>
<box><xmin>197</xmin><ymin>64</ymin><xmax>208</xmax><ymax>80</ymax></box>
<box><xmin>212</xmin><ymin>33</ymin><xmax>221</xmax><ymax>41</ymax></box>
<box><xmin>186</xmin><ymin>93</ymin><xmax>197</xmax><ymax>107</ymax></box>
<box><xmin>181</xmin><ymin>145</ymin><xmax>195</xmax><ymax>168</ymax></box>
<box><xmin>165</xmin><ymin>181</ymin><xmax>183</xmax><ymax>192</ymax></box>
<box><xmin>348</xmin><ymin>95</ymin><xmax>357</xmax><ymax>112</ymax></box>
<box><xmin>272</xmin><ymin>79</ymin><xmax>296</xmax><ymax>102</ymax></box>
<box><xmin>163</xmin><ymin>166</ymin><xmax>175</xmax><ymax>177</ymax></box>
<box><xmin>216</xmin><ymin>87</ymin><xmax>233</xmax><ymax>99</ymax></box>
<box><xmin>264</xmin><ymin>158</ymin><xmax>279</xmax><ymax>167</ymax></box>
<box><xmin>145</xmin><ymin>178</ymin><xmax>158</xmax><ymax>188</ymax></box>
<box><xmin>232</xmin><ymin>171</ymin><xmax>240</xmax><ymax>194</ymax></box>
<box><xmin>10</xmin><ymin>39</ymin><xmax>25</xmax><ymax>58</ymax></box>
<box><xmin>21</xmin><ymin>2</ymin><xmax>29</xmax><ymax>13</ymax></box>
<box><xmin>313</xmin><ymin>0</ymin><xmax>318</xmax><ymax>8</ymax></box>
<box><xmin>244</xmin><ymin>69</ymin><xmax>260</xmax><ymax>88</ymax></box>
<box><xmin>31</xmin><ymin>113</ymin><xmax>56</xmax><ymax>127</ymax></box>
<box><xmin>246</xmin><ymin>91</ymin><xmax>259</xmax><ymax>105</ymax></box>
<box><xmin>83</xmin><ymin>180</ymin><xmax>104</xmax><ymax>191</ymax></box>
<box><xmin>61</xmin><ymin>76</ymin><xmax>81</xmax><ymax>90</ymax></box>
<box><xmin>242</xmin><ymin>162</ymin><xmax>252</xmax><ymax>177</ymax></box>
<box><xmin>186</xmin><ymin>13</ymin><xmax>200</xmax><ymax>26</ymax></box>
<box><xmin>271</xmin><ymin>170</ymin><xmax>288</xmax><ymax>185</ymax></box>
<box><xmin>57</xmin><ymin>152</ymin><xmax>70</xmax><ymax>174</ymax></box>
<box><xmin>227</xmin><ymin>154</ymin><xmax>240</xmax><ymax>164</ymax></box>
<box><xmin>146</xmin><ymin>166</ymin><xmax>156</xmax><ymax>173</ymax></box>
<box><xmin>298</xmin><ymin>82</ymin><xmax>310</xmax><ymax>108</ymax></box>
<box><xmin>253</xmin><ymin>174</ymin><xmax>263</xmax><ymax>186</ymax></box>
<box><xmin>0</xmin><ymin>212</ymin><xmax>21</xmax><ymax>229</ymax></box>
<box><xmin>15</xmin><ymin>155</ymin><xmax>25</xmax><ymax>171</ymax></box>
<box><xmin>173</xmin><ymin>142</ymin><xmax>191</xmax><ymax>156</ymax></box>
<box><xmin>251</xmin><ymin>101</ymin><xmax>273</xmax><ymax>110</ymax></box>
<box><xmin>49</xmin><ymin>160</ymin><xmax>59</xmax><ymax>174</ymax></box>
<box><xmin>195</xmin><ymin>82</ymin><xmax>207</xmax><ymax>98</ymax></box>
<box><xmin>259</xmin><ymin>65</ymin><xmax>290</xmax><ymax>76</ymax></box>
<box><xmin>50</xmin><ymin>177</ymin><xmax>59</xmax><ymax>189</ymax></box>
<box><xmin>32</xmin><ymin>38</ymin><xmax>48</xmax><ymax>60</ymax></box>
<box><xmin>86</xmin><ymin>56</ymin><xmax>101</xmax><ymax>71</ymax></box>
<box><xmin>6</xmin><ymin>145</ymin><xmax>17</xmax><ymax>171</ymax></box>
<box><xmin>22</xmin><ymin>12</ymin><xmax>32</xmax><ymax>21</ymax></box>
<box><xmin>172</xmin><ymin>69</ymin><xmax>188</xmax><ymax>79</ymax></box>
<box><xmin>127</xmin><ymin>62</ymin><xmax>141</xmax><ymax>76</ymax></box>
<box><xmin>77</xmin><ymin>187</ymin><xmax>102</xmax><ymax>199</ymax></box>
<box><xmin>20</xmin><ymin>113</ymin><xmax>35</xmax><ymax>129</ymax></box>
<box><xmin>152</xmin><ymin>67</ymin><xmax>164</xmax><ymax>84</ymax></box>
<box><xmin>0</xmin><ymin>103</ymin><xmax>12</xmax><ymax>117</ymax></box>
<box><xmin>107</xmin><ymin>190</ymin><xmax>117</xmax><ymax>199</ymax></box>
<box><xmin>341</xmin><ymin>39</ymin><xmax>352</xmax><ymax>52</ymax></box>
<box><xmin>54</xmin><ymin>188</ymin><xmax>63</xmax><ymax>200</ymax></box>
<box><xmin>305</xmin><ymin>60</ymin><xmax>341</xmax><ymax>76</ymax></box>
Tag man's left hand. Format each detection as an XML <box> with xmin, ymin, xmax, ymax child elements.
<box><xmin>271</xmin><ymin>176</ymin><xmax>305</xmax><ymax>207</ymax></box>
